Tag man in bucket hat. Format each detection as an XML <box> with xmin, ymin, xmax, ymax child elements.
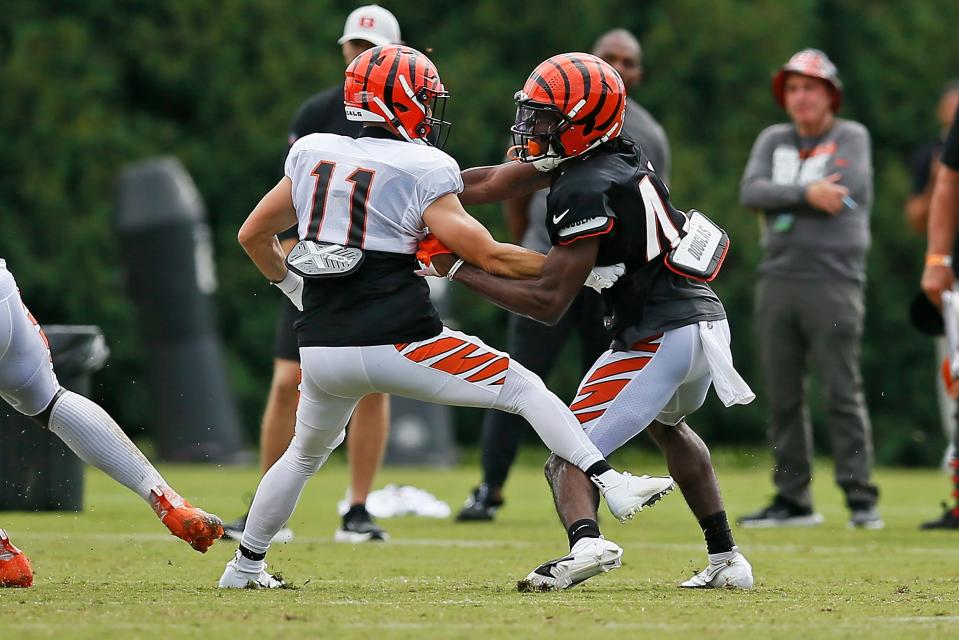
<box><xmin>737</xmin><ymin>49</ymin><xmax>881</xmax><ymax>529</ymax></box>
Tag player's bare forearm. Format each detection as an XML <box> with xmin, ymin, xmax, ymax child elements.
<box><xmin>452</xmin><ymin>263</ymin><xmax>570</xmax><ymax>324</ymax></box>
<box><xmin>927</xmin><ymin>168</ymin><xmax>959</xmax><ymax>255</ymax></box>
<box><xmin>424</xmin><ymin>193</ymin><xmax>543</xmax><ymax>278</ymax></box>
<box><xmin>238</xmin><ymin>177</ymin><xmax>298</xmax><ymax>282</ymax></box>
<box><xmin>460</xmin><ymin>162</ymin><xmax>550</xmax><ymax>205</ymax></box>
<box><xmin>485</xmin><ymin>242</ymin><xmax>544</xmax><ymax>279</ymax></box>
<box><xmin>450</xmin><ymin>238</ymin><xmax>598</xmax><ymax>325</ymax></box>
<box><xmin>240</xmin><ymin>232</ymin><xmax>288</xmax><ymax>283</ymax></box>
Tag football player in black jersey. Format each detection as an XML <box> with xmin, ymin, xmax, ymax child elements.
<box><xmin>426</xmin><ymin>53</ymin><xmax>756</xmax><ymax>590</ymax></box>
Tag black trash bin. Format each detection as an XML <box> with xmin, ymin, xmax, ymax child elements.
<box><xmin>0</xmin><ymin>325</ymin><xmax>109</xmax><ymax>511</ymax></box>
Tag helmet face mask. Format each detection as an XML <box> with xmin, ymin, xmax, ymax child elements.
<box><xmin>422</xmin><ymin>89</ymin><xmax>452</xmax><ymax>149</ymax></box>
<box><xmin>510</xmin><ymin>94</ymin><xmax>568</xmax><ymax>163</ymax></box>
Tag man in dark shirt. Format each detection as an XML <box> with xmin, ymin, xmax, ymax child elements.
<box><xmin>905</xmin><ymin>82</ymin><xmax>959</xmax><ymax>473</ymax></box>
<box><xmin>223</xmin><ymin>4</ymin><xmax>401</xmax><ymax>545</ymax></box>
<box><xmin>920</xmin><ymin>105</ymin><xmax>959</xmax><ymax>530</ymax></box>
<box><xmin>436</xmin><ymin>52</ymin><xmax>754</xmax><ymax>590</ymax></box>
<box><xmin>456</xmin><ymin>28</ymin><xmax>674</xmax><ymax>523</ymax></box>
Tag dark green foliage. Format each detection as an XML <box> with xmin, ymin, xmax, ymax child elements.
<box><xmin>2</xmin><ymin>0</ymin><xmax>957</xmax><ymax>463</ymax></box>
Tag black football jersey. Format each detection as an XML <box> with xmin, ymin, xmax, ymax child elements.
<box><xmin>545</xmin><ymin>138</ymin><xmax>726</xmax><ymax>338</ymax></box>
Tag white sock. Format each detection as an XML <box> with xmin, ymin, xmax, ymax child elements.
<box><xmin>48</xmin><ymin>390</ymin><xmax>165</xmax><ymax>501</ymax></box>
<box><xmin>235</xmin><ymin>551</ymin><xmax>265</xmax><ymax>575</ymax></box>
<box><xmin>708</xmin><ymin>546</ymin><xmax>738</xmax><ymax>564</ymax></box>
<box><xmin>240</xmin><ymin>425</ymin><xmax>345</xmax><ymax>554</ymax></box>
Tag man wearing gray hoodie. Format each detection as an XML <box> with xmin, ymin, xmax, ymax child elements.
<box><xmin>737</xmin><ymin>49</ymin><xmax>880</xmax><ymax>529</ymax></box>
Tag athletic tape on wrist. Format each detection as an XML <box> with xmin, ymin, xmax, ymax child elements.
<box><xmin>447</xmin><ymin>258</ymin><xmax>465</xmax><ymax>281</ymax></box>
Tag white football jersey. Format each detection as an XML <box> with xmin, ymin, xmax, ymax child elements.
<box><xmin>284</xmin><ymin>133</ymin><xmax>463</xmax><ymax>253</ymax></box>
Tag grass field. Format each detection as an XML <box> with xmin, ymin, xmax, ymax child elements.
<box><xmin>2</xmin><ymin>452</ymin><xmax>958</xmax><ymax>639</ymax></box>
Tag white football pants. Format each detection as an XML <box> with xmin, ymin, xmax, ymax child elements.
<box><xmin>573</xmin><ymin>321</ymin><xmax>731</xmax><ymax>456</ymax></box>
<box><xmin>240</xmin><ymin>327</ymin><xmax>605</xmax><ymax>554</ymax></box>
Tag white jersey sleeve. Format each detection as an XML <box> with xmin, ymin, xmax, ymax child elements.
<box><xmin>414</xmin><ymin>162</ymin><xmax>464</xmax><ymax>215</ymax></box>
<box><xmin>284</xmin><ymin>133</ymin><xmax>462</xmax><ymax>254</ymax></box>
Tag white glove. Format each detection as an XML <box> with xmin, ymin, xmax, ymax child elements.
<box><xmin>584</xmin><ymin>263</ymin><xmax>625</xmax><ymax>292</ymax></box>
<box><xmin>415</xmin><ymin>261</ymin><xmax>442</xmax><ymax>277</ymax></box>
<box><xmin>272</xmin><ymin>270</ymin><xmax>304</xmax><ymax>311</ymax></box>
<box><xmin>531</xmin><ymin>153</ymin><xmax>570</xmax><ymax>172</ymax></box>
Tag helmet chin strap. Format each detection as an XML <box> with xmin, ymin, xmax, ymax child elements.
<box><xmin>372</xmin><ymin>96</ymin><xmax>416</xmax><ymax>142</ymax></box>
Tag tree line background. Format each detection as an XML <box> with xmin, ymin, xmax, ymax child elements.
<box><xmin>2</xmin><ymin>0</ymin><xmax>958</xmax><ymax>465</ymax></box>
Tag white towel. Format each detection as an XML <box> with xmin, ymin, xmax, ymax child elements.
<box><xmin>699</xmin><ymin>320</ymin><xmax>755</xmax><ymax>407</ymax></box>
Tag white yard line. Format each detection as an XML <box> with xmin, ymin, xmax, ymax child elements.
<box><xmin>17</xmin><ymin>531</ymin><xmax>959</xmax><ymax>557</ymax></box>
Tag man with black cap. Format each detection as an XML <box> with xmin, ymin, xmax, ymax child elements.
<box><xmin>223</xmin><ymin>4</ymin><xmax>401</xmax><ymax>545</ymax></box>
<box><xmin>737</xmin><ymin>49</ymin><xmax>880</xmax><ymax>529</ymax></box>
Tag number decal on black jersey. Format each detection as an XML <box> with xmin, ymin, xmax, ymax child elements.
<box><xmin>637</xmin><ymin>176</ymin><xmax>681</xmax><ymax>260</ymax></box>
<box><xmin>305</xmin><ymin>163</ymin><xmax>376</xmax><ymax>248</ymax></box>
<box><xmin>345</xmin><ymin>168</ymin><xmax>375</xmax><ymax>247</ymax></box>
<box><xmin>306</xmin><ymin>161</ymin><xmax>336</xmax><ymax>240</ymax></box>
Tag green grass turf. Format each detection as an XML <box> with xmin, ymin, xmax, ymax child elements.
<box><xmin>2</xmin><ymin>452</ymin><xmax>958</xmax><ymax>639</ymax></box>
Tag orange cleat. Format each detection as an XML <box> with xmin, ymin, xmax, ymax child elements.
<box><xmin>150</xmin><ymin>486</ymin><xmax>224</xmax><ymax>553</ymax></box>
<box><xmin>0</xmin><ymin>529</ymin><xmax>33</xmax><ymax>588</ymax></box>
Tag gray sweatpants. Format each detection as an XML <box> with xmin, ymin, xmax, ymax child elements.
<box><xmin>756</xmin><ymin>276</ymin><xmax>878</xmax><ymax>509</ymax></box>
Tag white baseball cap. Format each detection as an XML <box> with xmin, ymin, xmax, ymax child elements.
<box><xmin>338</xmin><ymin>5</ymin><xmax>401</xmax><ymax>47</ymax></box>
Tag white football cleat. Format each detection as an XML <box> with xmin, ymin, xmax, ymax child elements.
<box><xmin>594</xmin><ymin>471</ymin><xmax>676</xmax><ymax>522</ymax></box>
<box><xmin>680</xmin><ymin>547</ymin><xmax>753</xmax><ymax>589</ymax></box>
<box><xmin>519</xmin><ymin>537</ymin><xmax>623</xmax><ymax>591</ymax></box>
<box><xmin>217</xmin><ymin>551</ymin><xmax>286</xmax><ymax>589</ymax></box>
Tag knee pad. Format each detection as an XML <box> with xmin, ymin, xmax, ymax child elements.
<box><xmin>284</xmin><ymin>424</ymin><xmax>346</xmax><ymax>475</ymax></box>
<box><xmin>497</xmin><ymin>362</ymin><xmax>547</xmax><ymax>415</ymax></box>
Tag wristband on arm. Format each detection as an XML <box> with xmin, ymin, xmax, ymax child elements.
<box><xmin>926</xmin><ymin>254</ymin><xmax>954</xmax><ymax>268</ymax></box>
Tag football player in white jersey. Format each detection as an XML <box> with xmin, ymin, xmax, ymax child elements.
<box><xmin>0</xmin><ymin>260</ymin><xmax>224</xmax><ymax>587</ymax></box>
<box><xmin>218</xmin><ymin>44</ymin><xmax>675</xmax><ymax>589</ymax></box>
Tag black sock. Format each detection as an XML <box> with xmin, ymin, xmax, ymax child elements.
<box><xmin>238</xmin><ymin>544</ymin><xmax>266</xmax><ymax>562</ymax></box>
<box><xmin>345</xmin><ymin>503</ymin><xmax>369</xmax><ymax>518</ymax></box>
<box><xmin>699</xmin><ymin>511</ymin><xmax>734</xmax><ymax>555</ymax></box>
<box><xmin>567</xmin><ymin>518</ymin><xmax>601</xmax><ymax>549</ymax></box>
<box><xmin>585</xmin><ymin>460</ymin><xmax>613</xmax><ymax>478</ymax></box>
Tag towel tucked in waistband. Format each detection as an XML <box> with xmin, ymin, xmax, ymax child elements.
<box><xmin>699</xmin><ymin>320</ymin><xmax>755</xmax><ymax>407</ymax></box>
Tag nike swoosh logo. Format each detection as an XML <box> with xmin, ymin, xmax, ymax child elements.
<box><xmin>552</xmin><ymin>209</ymin><xmax>570</xmax><ymax>224</ymax></box>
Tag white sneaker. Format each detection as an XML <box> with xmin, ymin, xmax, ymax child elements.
<box><xmin>680</xmin><ymin>548</ymin><xmax>753</xmax><ymax>589</ymax></box>
<box><xmin>594</xmin><ymin>471</ymin><xmax>676</xmax><ymax>522</ymax></box>
<box><xmin>217</xmin><ymin>551</ymin><xmax>286</xmax><ymax>589</ymax></box>
<box><xmin>519</xmin><ymin>537</ymin><xmax>623</xmax><ymax>591</ymax></box>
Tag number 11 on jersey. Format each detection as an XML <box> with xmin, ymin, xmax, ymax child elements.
<box><xmin>305</xmin><ymin>161</ymin><xmax>376</xmax><ymax>248</ymax></box>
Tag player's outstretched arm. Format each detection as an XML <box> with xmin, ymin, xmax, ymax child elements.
<box><xmin>238</xmin><ymin>177</ymin><xmax>299</xmax><ymax>282</ymax></box>
<box><xmin>440</xmin><ymin>238</ymin><xmax>599</xmax><ymax>326</ymax></box>
<box><xmin>922</xmin><ymin>165</ymin><xmax>959</xmax><ymax>307</ymax></box>
<box><xmin>459</xmin><ymin>161</ymin><xmax>550</xmax><ymax>206</ymax></box>
<box><xmin>423</xmin><ymin>193</ymin><xmax>544</xmax><ymax>279</ymax></box>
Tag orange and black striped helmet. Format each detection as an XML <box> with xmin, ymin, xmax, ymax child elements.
<box><xmin>344</xmin><ymin>45</ymin><xmax>451</xmax><ymax>147</ymax></box>
<box><xmin>511</xmin><ymin>53</ymin><xmax>626</xmax><ymax>167</ymax></box>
